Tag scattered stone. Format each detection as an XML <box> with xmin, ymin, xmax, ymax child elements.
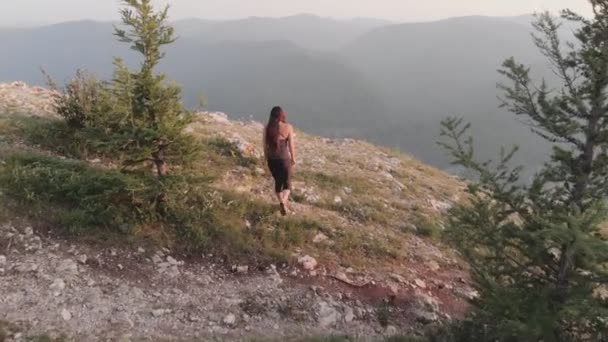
<box><xmin>152</xmin><ymin>309</ymin><xmax>170</xmax><ymax>318</ymax></box>
<box><xmin>317</xmin><ymin>301</ymin><xmax>340</xmax><ymax>328</ymax></box>
<box><xmin>205</xmin><ymin>112</ymin><xmax>231</xmax><ymax>124</ymax></box>
<box><xmin>50</xmin><ymin>278</ymin><xmax>66</xmax><ymax>296</ymax></box>
<box><xmin>342</xmin><ymin>187</ymin><xmax>353</xmax><ymax>195</ymax></box>
<box><xmin>61</xmin><ymin>308</ymin><xmax>72</xmax><ymax>321</ymax></box>
<box><xmin>167</xmin><ymin>256</ymin><xmax>179</xmax><ymax>265</ymax></box>
<box><xmin>77</xmin><ymin>254</ymin><xmax>88</xmax><ymax>265</ymax></box>
<box><xmin>233</xmin><ymin>265</ymin><xmax>249</xmax><ymax>274</ymax></box>
<box><xmin>0</xmin><ymin>255</ymin><xmax>6</xmax><ymax>266</ymax></box>
<box><xmin>137</xmin><ymin>247</ymin><xmax>146</xmax><ymax>254</ymax></box>
<box><xmin>414</xmin><ymin>279</ymin><xmax>427</xmax><ymax>289</ymax></box>
<box><xmin>334</xmin><ymin>196</ymin><xmax>343</xmax><ymax>205</ymax></box>
<box><xmin>386</xmin><ymin>325</ymin><xmax>398</xmax><ymax>336</ymax></box>
<box><xmin>152</xmin><ymin>255</ymin><xmax>163</xmax><ymax>264</ymax></box>
<box><xmin>23</xmin><ymin>226</ymin><xmax>34</xmax><ymax>237</ymax></box>
<box><xmin>223</xmin><ymin>313</ymin><xmax>237</xmax><ymax>327</ymax></box>
<box><xmin>118</xmin><ymin>264</ymin><xmax>124</xmax><ymax>270</ymax></box>
<box><xmin>298</xmin><ymin>255</ymin><xmax>318</xmax><ymax>271</ymax></box>
<box><xmin>427</xmin><ymin>261</ymin><xmax>440</xmax><ymax>272</ymax></box>
<box><xmin>344</xmin><ymin>307</ymin><xmax>355</xmax><ymax>323</ymax></box>
<box><xmin>412</xmin><ymin>292</ymin><xmax>441</xmax><ymax>324</ymax></box>
<box><xmin>312</xmin><ymin>233</ymin><xmax>329</xmax><ymax>244</ymax></box>
<box><xmin>228</xmin><ymin>134</ymin><xmax>261</xmax><ymax>159</ymax></box>
<box><xmin>254</xmin><ymin>167</ymin><xmax>266</xmax><ymax>176</ymax></box>
<box><xmin>390</xmin><ymin>273</ymin><xmax>406</xmax><ymax>284</ymax></box>
<box><xmin>454</xmin><ymin>287</ymin><xmax>480</xmax><ymax>300</ymax></box>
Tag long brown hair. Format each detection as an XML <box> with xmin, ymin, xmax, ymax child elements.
<box><xmin>265</xmin><ymin>106</ymin><xmax>286</xmax><ymax>150</ymax></box>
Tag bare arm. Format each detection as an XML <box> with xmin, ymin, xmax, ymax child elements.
<box><xmin>262</xmin><ymin>128</ymin><xmax>269</xmax><ymax>160</ymax></box>
<box><xmin>288</xmin><ymin>125</ymin><xmax>296</xmax><ymax>164</ymax></box>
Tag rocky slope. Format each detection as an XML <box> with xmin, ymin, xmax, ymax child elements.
<box><xmin>0</xmin><ymin>82</ymin><xmax>475</xmax><ymax>341</ymax></box>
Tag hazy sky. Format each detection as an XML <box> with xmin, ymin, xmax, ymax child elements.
<box><xmin>0</xmin><ymin>0</ymin><xmax>593</xmax><ymax>26</ymax></box>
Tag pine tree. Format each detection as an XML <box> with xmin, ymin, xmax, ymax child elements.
<box><xmin>439</xmin><ymin>2</ymin><xmax>608</xmax><ymax>340</ymax></box>
<box><xmin>113</xmin><ymin>0</ymin><xmax>193</xmax><ymax>177</ymax></box>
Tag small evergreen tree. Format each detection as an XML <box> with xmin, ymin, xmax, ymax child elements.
<box><xmin>113</xmin><ymin>0</ymin><xmax>194</xmax><ymax>177</ymax></box>
<box><xmin>439</xmin><ymin>2</ymin><xmax>608</xmax><ymax>341</ymax></box>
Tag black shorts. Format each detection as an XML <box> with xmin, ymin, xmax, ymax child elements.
<box><xmin>267</xmin><ymin>159</ymin><xmax>292</xmax><ymax>193</ymax></box>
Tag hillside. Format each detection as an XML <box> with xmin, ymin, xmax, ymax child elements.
<box><xmin>0</xmin><ymin>15</ymin><xmax>562</xmax><ymax>175</ymax></box>
<box><xmin>0</xmin><ymin>82</ymin><xmax>473</xmax><ymax>341</ymax></box>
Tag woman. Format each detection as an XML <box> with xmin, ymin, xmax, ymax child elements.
<box><xmin>263</xmin><ymin>106</ymin><xmax>297</xmax><ymax>216</ymax></box>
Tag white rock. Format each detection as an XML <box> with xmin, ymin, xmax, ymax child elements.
<box><xmin>313</xmin><ymin>233</ymin><xmax>329</xmax><ymax>244</ymax></box>
<box><xmin>427</xmin><ymin>261</ymin><xmax>440</xmax><ymax>271</ymax></box>
<box><xmin>414</xmin><ymin>279</ymin><xmax>427</xmax><ymax>289</ymax></box>
<box><xmin>223</xmin><ymin>313</ymin><xmax>237</xmax><ymax>326</ymax></box>
<box><xmin>152</xmin><ymin>255</ymin><xmax>163</xmax><ymax>264</ymax></box>
<box><xmin>77</xmin><ymin>254</ymin><xmax>88</xmax><ymax>265</ymax></box>
<box><xmin>23</xmin><ymin>226</ymin><xmax>34</xmax><ymax>237</ymax></box>
<box><xmin>298</xmin><ymin>255</ymin><xmax>318</xmax><ymax>271</ymax></box>
<box><xmin>167</xmin><ymin>256</ymin><xmax>179</xmax><ymax>265</ymax></box>
<box><xmin>50</xmin><ymin>278</ymin><xmax>66</xmax><ymax>296</ymax></box>
<box><xmin>137</xmin><ymin>247</ymin><xmax>146</xmax><ymax>254</ymax></box>
<box><xmin>344</xmin><ymin>307</ymin><xmax>355</xmax><ymax>323</ymax></box>
<box><xmin>152</xmin><ymin>309</ymin><xmax>169</xmax><ymax>317</ymax></box>
<box><xmin>0</xmin><ymin>255</ymin><xmax>6</xmax><ymax>265</ymax></box>
<box><xmin>386</xmin><ymin>325</ymin><xmax>398</xmax><ymax>335</ymax></box>
<box><xmin>317</xmin><ymin>301</ymin><xmax>340</xmax><ymax>328</ymax></box>
<box><xmin>333</xmin><ymin>196</ymin><xmax>343</xmax><ymax>205</ymax></box>
<box><xmin>234</xmin><ymin>265</ymin><xmax>249</xmax><ymax>274</ymax></box>
<box><xmin>61</xmin><ymin>308</ymin><xmax>72</xmax><ymax>321</ymax></box>
<box><xmin>206</xmin><ymin>112</ymin><xmax>231</xmax><ymax>124</ymax></box>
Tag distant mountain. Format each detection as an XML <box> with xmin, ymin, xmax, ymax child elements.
<box><xmin>173</xmin><ymin>14</ymin><xmax>391</xmax><ymax>51</ymax></box>
<box><xmin>0</xmin><ymin>19</ymin><xmax>385</xmax><ymax>137</ymax></box>
<box><xmin>0</xmin><ymin>14</ymin><xmax>566</xmax><ymax>175</ymax></box>
<box><xmin>343</xmin><ymin>16</ymin><xmax>554</xmax><ymax>173</ymax></box>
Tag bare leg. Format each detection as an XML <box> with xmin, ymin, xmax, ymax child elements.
<box><xmin>275</xmin><ymin>192</ymin><xmax>283</xmax><ymax>204</ymax></box>
<box><xmin>282</xmin><ymin>190</ymin><xmax>291</xmax><ymax>206</ymax></box>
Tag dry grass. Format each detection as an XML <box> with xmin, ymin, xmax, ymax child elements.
<box><xmin>0</xmin><ymin>83</ymin><xmax>468</xmax><ymax>283</ymax></box>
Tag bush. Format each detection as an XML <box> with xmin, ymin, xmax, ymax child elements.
<box><xmin>44</xmin><ymin>69</ymin><xmax>108</xmax><ymax>128</ymax></box>
<box><xmin>412</xmin><ymin>215</ymin><xmax>442</xmax><ymax>240</ymax></box>
<box><xmin>0</xmin><ymin>152</ymin><xmax>161</xmax><ymax>232</ymax></box>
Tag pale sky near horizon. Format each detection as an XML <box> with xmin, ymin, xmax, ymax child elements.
<box><xmin>0</xmin><ymin>0</ymin><xmax>593</xmax><ymax>26</ymax></box>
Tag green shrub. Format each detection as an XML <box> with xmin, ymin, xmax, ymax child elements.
<box><xmin>43</xmin><ymin>69</ymin><xmax>108</xmax><ymax>129</ymax></box>
<box><xmin>0</xmin><ymin>153</ymin><xmax>161</xmax><ymax>232</ymax></box>
<box><xmin>412</xmin><ymin>215</ymin><xmax>442</xmax><ymax>240</ymax></box>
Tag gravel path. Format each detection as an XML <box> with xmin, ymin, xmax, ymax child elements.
<box><xmin>0</xmin><ymin>223</ymin><xmax>397</xmax><ymax>341</ymax></box>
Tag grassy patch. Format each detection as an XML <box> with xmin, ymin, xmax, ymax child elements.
<box><xmin>0</xmin><ymin>152</ymin><xmax>162</xmax><ymax>233</ymax></box>
<box><xmin>326</xmin><ymin>199</ymin><xmax>390</xmax><ymax>225</ymax></box>
<box><xmin>299</xmin><ymin>171</ymin><xmax>374</xmax><ymax>195</ymax></box>
<box><xmin>411</xmin><ymin>215</ymin><xmax>443</xmax><ymax>240</ymax></box>
<box><xmin>0</xmin><ymin>151</ymin><xmax>328</xmax><ymax>263</ymax></box>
